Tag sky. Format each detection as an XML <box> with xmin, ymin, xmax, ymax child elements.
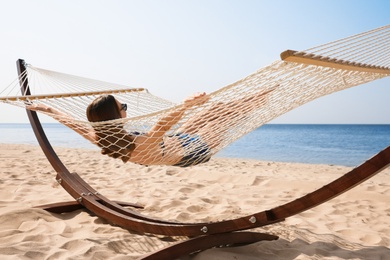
<box><xmin>0</xmin><ymin>0</ymin><xmax>389</xmax><ymax>124</ymax></box>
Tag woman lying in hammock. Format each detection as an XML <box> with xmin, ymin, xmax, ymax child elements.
<box><xmin>88</xmin><ymin>92</ymin><xmax>212</xmax><ymax>167</ymax></box>
<box><xmin>29</xmin><ymin>89</ymin><xmax>273</xmax><ymax>167</ymax></box>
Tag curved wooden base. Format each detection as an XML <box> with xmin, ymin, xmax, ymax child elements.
<box><xmin>48</xmin><ymin>145</ymin><xmax>390</xmax><ymax>237</ymax></box>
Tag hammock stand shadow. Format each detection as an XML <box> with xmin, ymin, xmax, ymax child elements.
<box><xmin>17</xmin><ymin>59</ymin><xmax>390</xmax><ymax>260</ymax></box>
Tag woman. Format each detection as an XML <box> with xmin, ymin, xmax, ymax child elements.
<box><xmin>86</xmin><ymin>92</ymin><xmax>211</xmax><ymax>166</ymax></box>
<box><xmin>29</xmin><ymin>89</ymin><xmax>273</xmax><ymax>167</ymax></box>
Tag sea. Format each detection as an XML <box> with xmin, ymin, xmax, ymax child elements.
<box><xmin>1</xmin><ymin>123</ymin><xmax>389</xmax><ymax>167</ymax></box>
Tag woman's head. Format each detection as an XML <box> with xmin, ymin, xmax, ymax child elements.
<box><xmin>86</xmin><ymin>94</ymin><xmax>127</xmax><ymax>122</ymax></box>
<box><xmin>86</xmin><ymin>94</ymin><xmax>133</xmax><ymax>162</ymax></box>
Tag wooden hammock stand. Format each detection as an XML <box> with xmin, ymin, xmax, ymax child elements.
<box><xmin>17</xmin><ymin>55</ymin><xmax>390</xmax><ymax>259</ymax></box>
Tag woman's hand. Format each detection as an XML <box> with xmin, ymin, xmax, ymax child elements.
<box><xmin>27</xmin><ymin>103</ymin><xmax>60</xmax><ymax>115</ymax></box>
<box><xmin>183</xmin><ymin>92</ymin><xmax>209</xmax><ymax>108</ymax></box>
<box><xmin>27</xmin><ymin>102</ymin><xmax>97</xmax><ymax>143</ymax></box>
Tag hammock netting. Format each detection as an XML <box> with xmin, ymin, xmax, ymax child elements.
<box><xmin>1</xmin><ymin>25</ymin><xmax>390</xmax><ymax>167</ymax></box>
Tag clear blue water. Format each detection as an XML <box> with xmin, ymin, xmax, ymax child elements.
<box><xmin>1</xmin><ymin>123</ymin><xmax>389</xmax><ymax>166</ymax></box>
<box><xmin>217</xmin><ymin>124</ymin><xmax>390</xmax><ymax>166</ymax></box>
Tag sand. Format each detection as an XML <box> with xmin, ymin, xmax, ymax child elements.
<box><xmin>1</xmin><ymin>143</ymin><xmax>390</xmax><ymax>259</ymax></box>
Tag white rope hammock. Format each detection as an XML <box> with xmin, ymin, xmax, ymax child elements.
<box><xmin>1</xmin><ymin>25</ymin><xmax>389</xmax><ymax>167</ymax></box>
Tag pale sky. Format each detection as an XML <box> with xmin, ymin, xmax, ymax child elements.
<box><xmin>0</xmin><ymin>0</ymin><xmax>389</xmax><ymax>124</ymax></box>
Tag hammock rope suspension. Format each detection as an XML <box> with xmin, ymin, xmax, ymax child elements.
<box><xmin>1</xmin><ymin>25</ymin><xmax>389</xmax><ymax>167</ymax></box>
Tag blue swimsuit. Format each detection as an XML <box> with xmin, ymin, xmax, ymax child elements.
<box><xmin>171</xmin><ymin>133</ymin><xmax>211</xmax><ymax>167</ymax></box>
<box><xmin>130</xmin><ymin>131</ymin><xmax>211</xmax><ymax>167</ymax></box>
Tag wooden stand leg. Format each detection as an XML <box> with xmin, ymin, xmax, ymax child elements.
<box><xmin>139</xmin><ymin>231</ymin><xmax>278</xmax><ymax>260</ymax></box>
<box><xmin>36</xmin><ymin>200</ymin><xmax>143</xmax><ymax>213</ymax></box>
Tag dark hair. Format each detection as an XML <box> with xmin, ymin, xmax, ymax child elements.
<box><xmin>86</xmin><ymin>95</ymin><xmax>135</xmax><ymax>162</ymax></box>
<box><xmin>87</xmin><ymin>95</ymin><xmax>121</xmax><ymax>122</ymax></box>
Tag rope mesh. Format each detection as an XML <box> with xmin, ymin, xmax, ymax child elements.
<box><xmin>294</xmin><ymin>24</ymin><xmax>390</xmax><ymax>71</ymax></box>
<box><xmin>1</xmin><ymin>25</ymin><xmax>389</xmax><ymax>167</ymax></box>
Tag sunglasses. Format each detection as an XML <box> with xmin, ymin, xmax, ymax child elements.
<box><xmin>121</xmin><ymin>103</ymin><xmax>127</xmax><ymax>111</ymax></box>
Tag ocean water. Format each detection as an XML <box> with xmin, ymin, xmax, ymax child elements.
<box><xmin>218</xmin><ymin>124</ymin><xmax>390</xmax><ymax>166</ymax></box>
<box><xmin>1</xmin><ymin>123</ymin><xmax>389</xmax><ymax>167</ymax></box>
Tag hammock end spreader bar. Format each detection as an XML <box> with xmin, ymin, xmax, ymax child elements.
<box><xmin>281</xmin><ymin>49</ymin><xmax>390</xmax><ymax>75</ymax></box>
<box><xmin>0</xmin><ymin>88</ymin><xmax>147</xmax><ymax>102</ymax></box>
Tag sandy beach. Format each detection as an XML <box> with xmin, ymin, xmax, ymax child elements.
<box><xmin>1</xmin><ymin>143</ymin><xmax>390</xmax><ymax>259</ymax></box>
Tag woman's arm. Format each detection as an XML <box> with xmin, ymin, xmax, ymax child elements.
<box><xmin>147</xmin><ymin>92</ymin><xmax>209</xmax><ymax>137</ymax></box>
<box><xmin>27</xmin><ymin>103</ymin><xmax>96</xmax><ymax>143</ymax></box>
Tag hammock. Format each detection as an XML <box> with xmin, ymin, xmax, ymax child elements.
<box><xmin>1</xmin><ymin>25</ymin><xmax>390</xmax><ymax>167</ymax></box>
